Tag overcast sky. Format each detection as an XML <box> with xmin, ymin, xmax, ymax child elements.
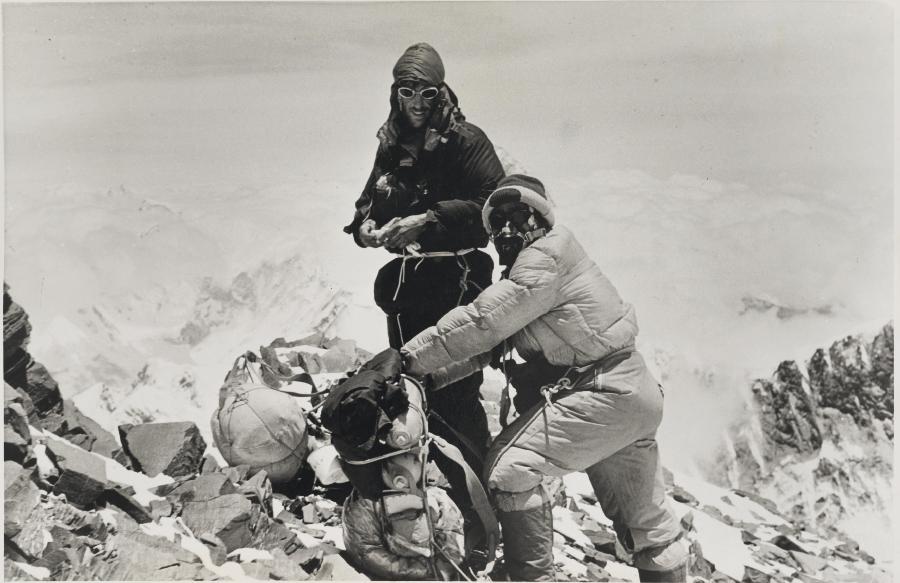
<box><xmin>4</xmin><ymin>1</ymin><xmax>893</xmax><ymax>204</ymax></box>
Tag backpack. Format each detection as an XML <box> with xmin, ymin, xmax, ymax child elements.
<box><xmin>210</xmin><ymin>353</ymin><xmax>310</xmax><ymax>484</ymax></box>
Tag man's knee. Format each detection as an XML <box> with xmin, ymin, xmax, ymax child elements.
<box><xmin>633</xmin><ymin>536</ymin><xmax>690</xmax><ymax>571</ymax></box>
<box><xmin>486</xmin><ymin>455</ymin><xmax>550</xmax><ymax>512</ymax></box>
<box><xmin>491</xmin><ymin>482</ymin><xmax>548</xmax><ymax>512</ymax></box>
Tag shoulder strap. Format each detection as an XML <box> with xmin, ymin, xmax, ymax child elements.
<box><xmin>430</xmin><ymin>434</ymin><xmax>499</xmax><ymax>567</ymax></box>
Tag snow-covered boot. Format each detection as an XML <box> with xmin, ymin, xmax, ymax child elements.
<box><xmin>497</xmin><ymin>502</ymin><xmax>555</xmax><ymax>581</ymax></box>
<box><xmin>634</xmin><ymin>536</ymin><xmax>690</xmax><ymax>582</ymax></box>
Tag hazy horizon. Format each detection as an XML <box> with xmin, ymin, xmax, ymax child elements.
<box><xmin>4</xmin><ymin>1</ymin><xmax>894</xmax><ymax>349</ymax></box>
<box><xmin>5</xmin><ymin>2</ymin><xmax>893</xmax><ymax>196</ymax></box>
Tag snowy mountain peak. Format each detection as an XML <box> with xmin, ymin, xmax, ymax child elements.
<box><xmin>740</xmin><ymin>295</ymin><xmax>835</xmax><ymax>319</ymax></box>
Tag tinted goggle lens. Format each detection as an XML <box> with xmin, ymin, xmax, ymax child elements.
<box><xmin>397</xmin><ymin>86</ymin><xmax>440</xmax><ymax>100</ymax></box>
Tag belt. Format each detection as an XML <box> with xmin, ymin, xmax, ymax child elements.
<box><xmin>541</xmin><ymin>348</ymin><xmax>633</xmax><ymax>404</ymax></box>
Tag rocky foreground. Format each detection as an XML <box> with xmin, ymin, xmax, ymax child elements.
<box><xmin>4</xmin><ymin>284</ymin><xmax>893</xmax><ymax>582</ymax></box>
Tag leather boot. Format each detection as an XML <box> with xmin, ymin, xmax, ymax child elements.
<box><xmin>498</xmin><ymin>502</ymin><xmax>555</xmax><ymax>581</ymax></box>
<box><xmin>634</xmin><ymin>536</ymin><xmax>690</xmax><ymax>582</ymax></box>
<box><xmin>637</xmin><ymin>563</ymin><xmax>688</xmax><ymax>582</ymax></box>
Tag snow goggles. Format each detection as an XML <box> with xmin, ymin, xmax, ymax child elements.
<box><xmin>397</xmin><ymin>86</ymin><xmax>440</xmax><ymax>100</ymax></box>
<box><xmin>489</xmin><ymin>205</ymin><xmax>534</xmax><ymax>235</ymax></box>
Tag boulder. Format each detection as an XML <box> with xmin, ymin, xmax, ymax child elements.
<box><xmin>33</xmin><ymin>547</ymin><xmax>80</xmax><ymax>580</ymax></box>
<box><xmin>742</xmin><ymin>565</ymin><xmax>772</xmax><ymax>583</ymax></box>
<box><xmin>200</xmin><ymin>453</ymin><xmax>222</xmax><ymax>474</ymax></box>
<box><xmin>240</xmin><ymin>561</ymin><xmax>277</xmax><ymax>579</ymax></box>
<box><xmin>222</xmin><ymin>463</ymin><xmax>253</xmax><ymax>484</ymax></box>
<box><xmin>198</xmin><ymin>532</ymin><xmax>228</xmax><ymax>566</ymax></box>
<box><xmin>99</xmin><ymin>486</ymin><xmax>153</xmax><ymax>524</ymax></box>
<box><xmin>149</xmin><ymin>499</ymin><xmax>174</xmax><ymax>520</ymax></box>
<box><xmin>267</xmin><ymin>547</ymin><xmax>312</xmax><ymax>580</ymax></box>
<box><xmin>239</xmin><ymin>469</ymin><xmax>273</xmax><ymax>512</ymax></box>
<box><xmin>163</xmin><ymin>472</ymin><xmax>238</xmax><ymax>502</ymax></box>
<box><xmin>4</xmin><ymin>462</ymin><xmax>41</xmax><ymax>540</ymax></box>
<box><xmin>770</xmin><ymin>534</ymin><xmax>808</xmax><ymax>554</ymax></box>
<box><xmin>88</xmin><ymin>512</ymin><xmax>215</xmax><ymax>581</ymax></box>
<box><xmin>118</xmin><ymin>421</ymin><xmax>206</xmax><ymax>478</ymax></box>
<box><xmin>4</xmin><ymin>402</ymin><xmax>31</xmax><ymax>463</ymax></box>
<box><xmin>43</xmin><ymin>492</ymin><xmax>111</xmax><ymax>541</ymax></box>
<box><xmin>41</xmin><ymin>400</ymin><xmax>124</xmax><ymax>461</ymax></box>
<box><xmin>5</xmin><ymin>382</ymin><xmax>35</xmax><ymax>423</ymax></box>
<box><xmin>3</xmin><ymin>291</ymin><xmax>32</xmax><ymax>360</ymax></box>
<box><xmin>790</xmin><ymin>550</ymin><xmax>829</xmax><ymax>574</ymax></box>
<box><xmin>180</xmin><ymin>493</ymin><xmax>264</xmax><ymax>552</ymax></box>
<box><xmin>5</xmin><ymin>559</ymin><xmax>48</xmax><ymax>580</ymax></box>
<box><xmin>21</xmin><ymin>360</ymin><xmax>63</xmax><ymax>417</ymax></box>
<box><xmin>251</xmin><ymin>519</ymin><xmax>305</xmax><ymax>557</ymax></box>
<box><xmin>46</xmin><ymin>438</ymin><xmax>109</xmax><ymax>509</ymax></box>
<box><xmin>671</xmin><ymin>484</ymin><xmax>698</xmax><ymax>506</ymax></box>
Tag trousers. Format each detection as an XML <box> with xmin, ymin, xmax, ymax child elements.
<box><xmin>484</xmin><ymin>351</ymin><xmax>682</xmax><ymax>554</ymax></box>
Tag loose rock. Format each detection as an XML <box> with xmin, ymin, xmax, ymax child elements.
<box><xmin>45</xmin><ymin>438</ymin><xmax>109</xmax><ymax>509</ymax></box>
<box><xmin>4</xmin><ymin>462</ymin><xmax>41</xmax><ymax>540</ymax></box>
<box><xmin>180</xmin><ymin>493</ymin><xmax>264</xmax><ymax>552</ymax></box>
<box><xmin>163</xmin><ymin>472</ymin><xmax>237</xmax><ymax>502</ymax></box>
<box><xmin>118</xmin><ymin>421</ymin><xmax>206</xmax><ymax>478</ymax></box>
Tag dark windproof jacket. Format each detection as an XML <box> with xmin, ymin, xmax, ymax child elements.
<box><xmin>344</xmin><ymin>121</ymin><xmax>505</xmax><ymax>253</ymax></box>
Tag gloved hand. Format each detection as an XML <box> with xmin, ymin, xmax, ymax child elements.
<box><xmin>398</xmin><ymin>349</ymin><xmax>434</xmax><ymax>392</ymax></box>
<box><xmin>488</xmin><ymin>343</ymin><xmax>509</xmax><ymax>370</ymax></box>
<box><xmin>362</xmin><ymin>347</ymin><xmax>404</xmax><ymax>382</ymax></box>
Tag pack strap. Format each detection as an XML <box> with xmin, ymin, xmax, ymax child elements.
<box><xmin>427</xmin><ymin>410</ymin><xmax>484</xmax><ymax>466</ymax></box>
<box><xmin>431</xmin><ymin>434</ymin><xmax>499</xmax><ymax>569</ymax></box>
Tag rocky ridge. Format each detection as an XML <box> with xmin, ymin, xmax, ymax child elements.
<box><xmin>714</xmin><ymin>322</ymin><xmax>893</xmax><ymax>558</ymax></box>
<box><xmin>4</xmin><ymin>284</ymin><xmax>893</xmax><ymax>582</ymax></box>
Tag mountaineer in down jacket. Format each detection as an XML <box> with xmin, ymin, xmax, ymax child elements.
<box><xmin>401</xmin><ymin>174</ymin><xmax>689</xmax><ymax>582</ymax></box>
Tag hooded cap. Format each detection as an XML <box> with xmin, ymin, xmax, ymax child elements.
<box><xmin>392</xmin><ymin>43</ymin><xmax>445</xmax><ymax>86</ymax></box>
<box><xmin>482</xmin><ymin>174</ymin><xmax>556</xmax><ymax>233</ymax></box>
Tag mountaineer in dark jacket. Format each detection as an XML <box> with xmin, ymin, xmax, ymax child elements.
<box><xmin>344</xmin><ymin>43</ymin><xmax>504</xmax><ymax>465</ymax></box>
<box><xmin>343</xmin><ymin>42</ymin><xmax>505</xmax><ymax>564</ymax></box>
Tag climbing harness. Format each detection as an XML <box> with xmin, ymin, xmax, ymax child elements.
<box><xmin>391</xmin><ymin>246</ymin><xmax>476</xmax><ymax>303</ymax></box>
<box><xmin>390</xmin><ymin>246</ymin><xmax>479</xmax><ymax>346</ymax></box>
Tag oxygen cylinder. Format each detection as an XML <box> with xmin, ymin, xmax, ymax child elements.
<box><xmin>385</xmin><ymin>377</ymin><xmax>426</xmax><ymax>449</ymax></box>
<box><xmin>381</xmin><ymin>451</ymin><xmax>423</xmax><ymax>491</ymax></box>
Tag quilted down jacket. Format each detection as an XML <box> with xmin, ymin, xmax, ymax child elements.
<box><xmin>342</xmin><ymin>486</ymin><xmax>465</xmax><ymax>580</ymax></box>
<box><xmin>403</xmin><ymin>225</ymin><xmax>638</xmax><ymax>376</ymax></box>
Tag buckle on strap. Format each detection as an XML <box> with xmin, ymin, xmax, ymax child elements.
<box><xmin>539</xmin><ymin>377</ymin><xmax>570</xmax><ymax>412</ymax></box>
